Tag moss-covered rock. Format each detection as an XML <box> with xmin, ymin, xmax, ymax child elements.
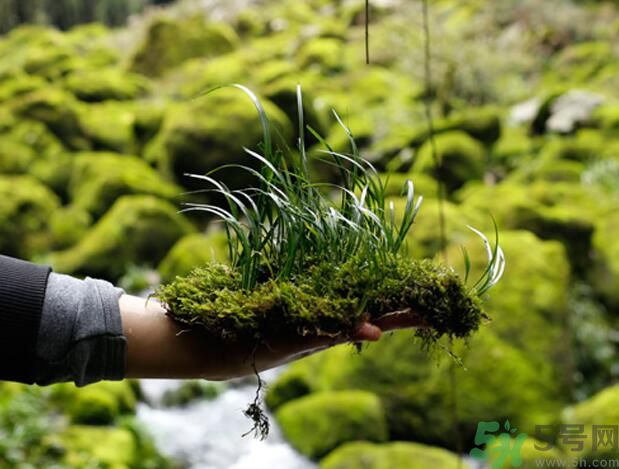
<box><xmin>51</xmin><ymin>195</ymin><xmax>194</xmax><ymax>281</ymax></box>
<box><xmin>487</xmin><ymin>437</ymin><xmax>568</xmax><ymax>469</ymax></box>
<box><xmin>0</xmin><ymin>73</ymin><xmax>47</xmax><ymax>102</ymax></box>
<box><xmin>320</xmin><ymin>441</ymin><xmax>463</xmax><ymax>469</ymax></box>
<box><xmin>276</xmin><ymin>390</ymin><xmax>388</xmax><ymax>460</ymax></box>
<box><xmin>560</xmin><ymin>385</ymin><xmax>619</xmax><ymax>460</ymax></box>
<box><xmin>158</xmin><ymin>231</ymin><xmax>229</xmax><ymax>283</ymax></box>
<box><xmin>68</xmin><ymin>152</ymin><xmax>181</xmax><ymax>218</ymax></box>
<box><xmin>49</xmin><ymin>206</ymin><xmax>93</xmax><ymax>249</ymax></box>
<box><xmin>265</xmin><ymin>366</ymin><xmax>313</xmax><ymax>411</ymax></box>
<box><xmin>491</xmin><ymin>126</ymin><xmax>536</xmax><ymax>172</ymax></box>
<box><xmin>458</xmin><ymin>180</ymin><xmax>600</xmax><ymax>274</ymax></box>
<box><xmin>161</xmin><ymin>380</ymin><xmax>224</xmax><ymax>407</ymax></box>
<box><xmin>63</xmin><ymin>68</ymin><xmax>150</xmax><ymax>102</ymax></box>
<box><xmin>447</xmin><ymin>107</ymin><xmax>502</xmax><ymax>145</ymax></box>
<box><xmin>145</xmin><ymin>88</ymin><xmax>292</xmax><ymax>189</ymax></box>
<box><xmin>414</xmin><ymin>131</ymin><xmax>486</xmax><ymax>193</ymax></box>
<box><xmin>297</xmin><ymin>38</ymin><xmax>345</xmax><ymax>73</ymax></box>
<box><xmin>0</xmin><ymin>175</ymin><xmax>60</xmax><ymax>258</ymax></box>
<box><xmin>591</xmin><ymin>214</ymin><xmax>619</xmax><ymax>308</ymax></box>
<box><xmin>59</xmin><ymin>426</ymin><xmax>138</xmax><ymax>468</ymax></box>
<box><xmin>130</xmin><ymin>15</ymin><xmax>239</xmax><ymax>77</ymax></box>
<box><xmin>0</xmin><ymin>136</ymin><xmax>37</xmax><ymax>173</ymax></box>
<box><xmin>76</xmin><ymin>102</ymin><xmax>137</xmax><ymax>154</ymax></box>
<box><xmin>11</xmin><ymin>87</ymin><xmax>89</xmax><ymax>150</ymax></box>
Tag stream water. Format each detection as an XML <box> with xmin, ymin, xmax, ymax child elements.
<box><xmin>137</xmin><ymin>369</ymin><xmax>317</xmax><ymax>469</ymax></box>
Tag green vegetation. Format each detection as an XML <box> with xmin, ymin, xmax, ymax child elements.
<box><xmin>276</xmin><ymin>390</ymin><xmax>388</xmax><ymax>459</ymax></box>
<box><xmin>320</xmin><ymin>441</ymin><xmax>463</xmax><ymax>469</ymax></box>
<box><xmin>1</xmin><ymin>0</ymin><xmax>618</xmax><ymax>465</ymax></box>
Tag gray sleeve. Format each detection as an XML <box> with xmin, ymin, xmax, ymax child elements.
<box><xmin>34</xmin><ymin>273</ymin><xmax>127</xmax><ymax>387</ymax></box>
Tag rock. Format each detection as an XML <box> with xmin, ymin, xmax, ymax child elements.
<box><xmin>0</xmin><ymin>175</ymin><xmax>60</xmax><ymax>258</ymax></box>
<box><xmin>160</xmin><ymin>381</ymin><xmax>224</xmax><ymax>407</ymax></box>
<box><xmin>509</xmin><ymin>97</ymin><xmax>542</xmax><ymax>126</ymax></box>
<box><xmin>0</xmin><ymin>136</ymin><xmax>36</xmax><ymax>173</ymax></box>
<box><xmin>547</xmin><ymin>90</ymin><xmax>604</xmax><ymax>134</ymax></box>
<box><xmin>158</xmin><ymin>231</ymin><xmax>230</xmax><ymax>283</ymax></box>
<box><xmin>320</xmin><ymin>441</ymin><xmax>464</xmax><ymax>469</ymax></box>
<box><xmin>49</xmin><ymin>206</ymin><xmax>93</xmax><ymax>249</ymax></box>
<box><xmin>63</xmin><ymin>68</ymin><xmax>151</xmax><ymax>102</ymax></box>
<box><xmin>591</xmin><ymin>215</ymin><xmax>619</xmax><ymax>309</ymax></box>
<box><xmin>130</xmin><ymin>15</ymin><xmax>240</xmax><ymax>77</ymax></box>
<box><xmin>414</xmin><ymin>131</ymin><xmax>486</xmax><ymax>193</ymax></box>
<box><xmin>68</xmin><ymin>152</ymin><xmax>181</xmax><ymax>218</ymax></box>
<box><xmin>276</xmin><ymin>390</ymin><xmax>388</xmax><ymax>460</ymax></box>
<box><xmin>297</xmin><ymin>37</ymin><xmax>345</xmax><ymax>73</ymax></box>
<box><xmin>51</xmin><ymin>195</ymin><xmax>194</xmax><ymax>281</ymax></box>
<box><xmin>486</xmin><ymin>437</ymin><xmax>568</xmax><ymax>469</ymax></box>
<box><xmin>144</xmin><ymin>88</ymin><xmax>292</xmax><ymax>190</ymax></box>
<box><xmin>11</xmin><ymin>87</ymin><xmax>90</xmax><ymax>150</ymax></box>
<box><xmin>59</xmin><ymin>426</ymin><xmax>138</xmax><ymax>467</ymax></box>
<box><xmin>561</xmin><ymin>385</ymin><xmax>619</xmax><ymax>460</ymax></box>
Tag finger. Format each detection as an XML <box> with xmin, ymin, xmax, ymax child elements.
<box><xmin>351</xmin><ymin>322</ymin><xmax>382</xmax><ymax>341</ymax></box>
<box><xmin>371</xmin><ymin>308</ymin><xmax>427</xmax><ymax>332</ymax></box>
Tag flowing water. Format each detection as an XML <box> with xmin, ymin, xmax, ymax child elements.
<box><xmin>137</xmin><ymin>369</ymin><xmax>317</xmax><ymax>469</ymax></box>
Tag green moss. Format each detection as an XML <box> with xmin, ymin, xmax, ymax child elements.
<box><xmin>69</xmin><ymin>388</ymin><xmax>120</xmax><ymax>425</ymax></box>
<box><xmin>161</xmin><ymin>381</ymin><xmax>224</xmax><ymax>407</ymax></box>
<box><xmin>51</xmin><ymin>195</ymin><xmax>194</xmax><ymax>281</ymax></box>
<box><xmin>63</xmin><ymin>68</ymin><xmax>150</xmax><ymax>102</ymax></box>
<box><xmin>11</xmin><ymin>87</ymin><xmax>89</xmax><ymax>150</ymax></box>
<box><xmin>297</xmin><ymin>38</ymin><xmax>345</xmax><ymax>73</ymax></box>
<box><xmin>0</xmin><ymin>175</ymin><xmax>60</xmax><ymax>258</ymax></box>
<box><xmin>491</xmin><ymin>126</ymin><xmax>535</xmax><ymax>171</ymax></box>
<box><xmin>591</xmin><ymin>215</ymin><xmax>619</xmax><ymax>308</ymax></box>
<box><xmin>320</xmin><ymin>441</ymin><xmax>463</xmax><ymax>469</ymax></box>
<box><xmin>593</xmin><ymin>104</ymin><xmax>619</xmax><ymax>130</ymax></box>
<box><xmin>0</xmin><ymin>137</ymin><xmax>36</xmax><ymax>173</ymax></box>
<box><xmin>49</xmin><ymin>206</ymin><xmax>93</xmax><ymax>249</ymax></box>
<box><xmin>447</xmin><ymin>107</ymin><xmax>502</xmax><ymax>145</ymax></box>
<box><xmin>415</xmin><ymin>131</ymin><xmax>486</xmax><ymax>193</ymax></box>
<box><xmin>68</xmin><ymin>152</ymin><xmax>181</xmax><ymax>218</ymax></box>
<box><xmin>156</xmin><ymin>256</ymin><xmax>484</xmax><ymax>344</ymax></box>
<box><xmin>130</xmin><ymin>15</ymin><xmax>239</xmax><ymax>77</ymax></box>
<box><xmin>561</xmin><ymin>385</ymin><xmax>619</xmax><ymax>460</ymax></box>
<box><xmin>59</xmin><ymin>426</ymin><xmax>138</xmax><ymax>468</ymax></box>
<box><xmin>145</xmin><ymin>89</ymin><xmax>292</xmax><ymax>188</ymax></box>
<box><xmin>158</xmin><ymin>232</ymin><xmax>230</xmax><ymax>284</ymax></box>
<box><xmin>276</xmin><ymin>390</ymin><xmax>388</xmax><ymax>460</ymax></box>
<box><xmin>458</xmin><ymin>181</ymin><xmax>600</xmax><ymax>274</ymax></box>
<box><xmin>0</xmin><ymin>73</ymin><xmax>47</xmax><ymax>102</ymax></box>
<box><xmin>77</xmin><ymin>102</ymin><xmax>137</xmax><ymax>153</ymax></box>
<box><xmin>487</xmin><ymin>438</ymin><xmax>567</xmax><ymax>469</ymax></box>
<box><xmin>265</xmin><ymin>367</ymin><xmax>313</xmax><ymax>411</ymax></box>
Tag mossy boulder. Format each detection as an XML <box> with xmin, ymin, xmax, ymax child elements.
<box><xmin>447</xmin><ymin>107</ymin><xmax>502</xmax><ymax>145</ymax></box>
<box><xmin>458</xmin><ymin>181</ymin><xmax>600</xmax><ymax>274</ymax></box>
<box><xmin>59</xmin><ymin>426</ymin><xmax>139</xmax><ymax>468</ymax></box>
<box><xmin>591</xmin><ymin>215</ymin><xmax>619</xmax><ymax>308</ymax></box>
<box><xmin>158</xmin><ymin>231</ymin><xmax>229</xmax><ymax>283</ymax></box>
<box><xmin>265</xmin><ymin>366</ymin><xmax>313</xmax><ymax>411</ymax></box>
<box><xmin>68</xmin><ymin>152</ymin><xmax>181</xmax><ymax>218</ymax></box>
<box><xmin>297</xmin><ymin>38</ymin><xmax>345</xmax><ymax>73</ymax></box>
<box><xmin>560</xmin><ymin>385</ymin><xmax>619</xmax><ymax>460</ymax></box>
<box><xmin>0</xmin><ymin>73</ymin><xmax>47</xmax><ymax>102</ymax></box>
<box><xmin>161</xmin><ymin>380</ymin><xmax>224</xmax><ymax>407</ymax></box>
<box><xmin>76</xmin><ymin>102</ymin><xmax>137</xmax><ymax>154</ymax></box>
<box><xmin>0</xmin><ymin>175</ymin><xmax>60</xmax><ymax>258</ymax></box>
<box><xmin>63</xmin><ymin>68</ymin><xmax>151</xmax><ymax>102</ymax></box>
<box><xmin>51</xmin><ymin>195</ymin><xmax>194</xmax><ymax>281</ymax></box>
<box><xmin>0</xmin><ymin>136</ymin><xmax>36</xmax><ymax>173</ymax></box>
<box><xmin>49</xmin><ymin>206</ymin><xmax>93</xmax><ymax>249</ymax></box>
<box><xmin>320</xmin><ymin>441</ymin><xmax>463</xmax><ymax>469</ymax></box>
<box><xmin>145</xmin><ymin>89</ymin><xmax>292</xmax><ymax>189</ymax></box>
<box><xmin>276</xmin><ymin>390</ymin><xmax>388</xmax><ymax>460</ymax></box>
<box><xmin>130</xmin><ymin>15</ymin><xmax>239</xmax><ymax>77</ymax></box>
<box><xmin>486</xmin><ymin>437</ymin><xmax>568</xmax><ymax>469</ymax></box>
<box><xmin>414</xmin><ymin>131</ymin><xmax>486</xmax><ymax>193</ymax></box>
<box><xmin>11</xmin><ymin>87</ymin><xmax>89</xmax><ymax>150</ymax></box>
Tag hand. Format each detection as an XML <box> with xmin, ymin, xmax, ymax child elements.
<box><xmin>120</xmin><ymin>294</ymin><xmax>424</xmax><ymax>381</ymax></box>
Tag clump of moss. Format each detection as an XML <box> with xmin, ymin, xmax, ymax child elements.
<box><xmin>157</xmin><ymin>256</ymin><xmax>483</xmax><ymax>345</ymax></box>
<box><xmin>154</xmin><ymin>85</ymin><xmax>502</xmax><ymax>438</ymax></box>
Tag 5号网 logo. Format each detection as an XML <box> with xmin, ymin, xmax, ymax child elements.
<box><xmin>469</xmin><ymin>420</ymin><xmax>528</xmax><ymax>468</ymax></box>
